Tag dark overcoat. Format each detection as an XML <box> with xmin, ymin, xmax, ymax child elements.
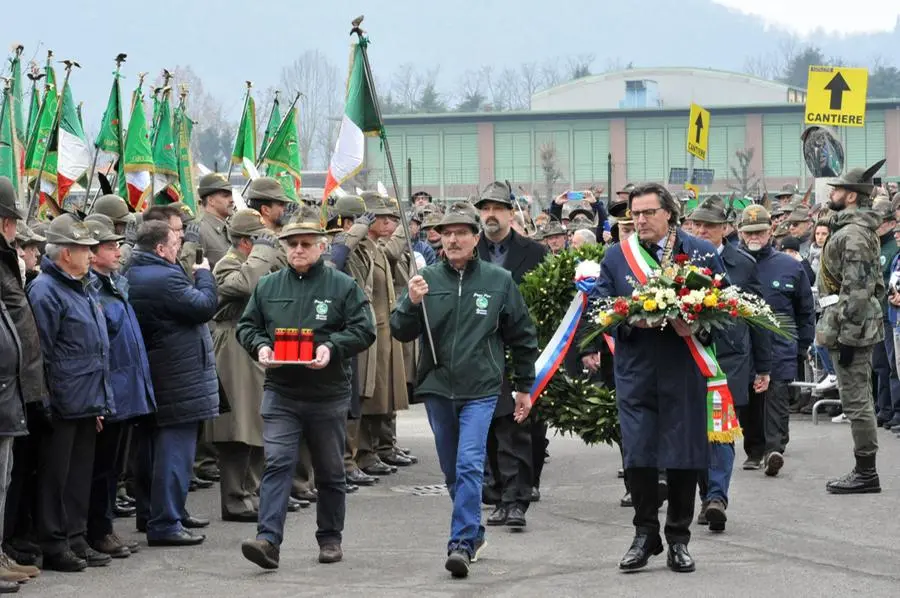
<box><xmin>591</xmin><ymin>230</ymin><xmax>725</xmax><ymax>469</ymax></box>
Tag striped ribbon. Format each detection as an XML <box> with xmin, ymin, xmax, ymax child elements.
<box><xmin>620</xmin><ymin>235</ymin><xmax>741</xmax><ymax>443</ymax></box>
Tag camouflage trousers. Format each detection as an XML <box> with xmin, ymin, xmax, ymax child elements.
<box><xmin>829</xmin><ymin>345</ymin><xmax>878</xmax><ymax>457</ymax></box>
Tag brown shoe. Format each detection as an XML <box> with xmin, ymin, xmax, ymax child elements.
<box><xmin>318</xmin><ymin>543</ymin><xmax>343</xmax><ymax>564</ymax></box>
<box><xmin>90</xmin><ymin>534</ymin><xmax>131</xmax><ymax>558</ymax></box>
<box><xmin>0</xmin><ymin>554</ymin><xmax>38</xmax><ymax>578</ymax></box>
<box><xmin>241</xmin><ymin>539</ymin><xmax>279</xmax><ymax>570</ymax></box>
<box><xmin>0</xmin><ymin>563</ymin><xmax>28</xmax><ymax>584</ymax></box>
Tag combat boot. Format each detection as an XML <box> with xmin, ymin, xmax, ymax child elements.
<box><xmin>826</xmin><ymin>454</ymin><xmax>881</xmax><ymax>494</ymax></box>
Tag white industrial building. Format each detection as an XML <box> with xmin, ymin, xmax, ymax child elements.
<box><xmin>530</xmin><ymin>67</ymin><xmax>807</xmax><ymax>111</ymax></box>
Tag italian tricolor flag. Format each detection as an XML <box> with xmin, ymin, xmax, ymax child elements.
<box><xmin>122</xmin><ymin>87</ymin><xmax>154</xmax><ymax>211</ymax></box>
<box><xmin>322</xmin><ymin>37</ymin><xmax>381</xmax><ymax>203</ymax></box>
<box><xmin>55</xmin><ymin>80</ymin><xmax>91</xmax><ymax>203</ymax></box>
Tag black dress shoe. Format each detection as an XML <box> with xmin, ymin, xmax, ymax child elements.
<box><xmin>618</xmin><ymin>534</ymin><xmax>663</xmax><ymax>571</ymax></box>
<box><xmin>182</xmin><ymin>515</ymin><xmax>210</xmax><ymax>529</ymax></box>
<box><xmin>196</xmin><ymin>468</ymin><xmax>221</xmax><ymax>482</ymax></box>
<box><xmin>505</xmin><ymin>505</ymin><xmax>526</xmax><ymax>528</ymax></box>
<box><xmin>486</xmin><ymin>506</ymin><xmax>508</xmax><ymax>526</ymax></box>
<box><xmin>147</xmin><ymin>530</ymin><xmax>205</xmax><ymax>547</ymax></box>
<box><xmin>362</xmin><ymin>461</ymin><xmax>393</xmax><ymax>476</ymax></box>
<box><xmin>347</xmin><ymin>469</ymin><xmax>377</xmax><ymax>486</ymax></box>
<box><xmin>241</xmin><ymin>539</ymin><xmax>279</xmax><ymax>569</ymax></box>
<box><xmin>292</xmin><ymin>489</ymin><xmax>318</xmax><ymax>502</ymax></box>
<box><xmin>666</xmin><ymin>543</ymin><xmax>695</xmax><ymax>572</ymax></box>
<box><xmin>73</xmin><ymin>545</ymin><xmax>112</xmax><ymax>567</ymax></box>
<box><xmin>381</xmin><ymin>452</ymin><xmax>413</xmax><ymax>467</ymax></box>
<box><xmin>43</xmin><ymin>550</ymin><xmax>87</xmax><ymax>572</ymax></box>
<box><xmin>346</xmin><ymin>483</ymin><xmax>359</xmax><ymax>493</ymax></box>
<box><xmin>620</xmin><ymin>491</ymin><xmax>633</xmax><ymax>508</ymax></box>
<box><xmin>222</xmin><ymin>510</ymin><xmax>259</xmax><ymax>522</ymax></box>
<box><xmin>287</xmin><ymin>497</ymin><xmax>310</xmax><ymax>511</ymax></box>
<box><xmin>190</xmin><ymin>476</ymin><xmax>213</xmax><ymax>491</ymax></box>
<box><xmin>114</xmin><ymin>500</ymin><xmax>137</xmax><ymax>518</ymax></box>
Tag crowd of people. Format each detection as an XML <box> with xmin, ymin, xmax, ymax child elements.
<box><xmin>0</xmin><ymin>161</ymin><xmax>895</xmax><ymax>589</ymax></box>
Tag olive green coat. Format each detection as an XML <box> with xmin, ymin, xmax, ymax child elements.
<box><xmin>345</xmin><ymin>223</ymin><xmax>409</xmax><ymax>414</ymax></box>
<box><xmin>208</xmin><ymin>243</ymin><xmax>282</xmax><ymax>445</ymax></box>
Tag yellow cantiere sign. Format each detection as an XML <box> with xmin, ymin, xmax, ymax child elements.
<box><xmin>686</xmin><ymin>103</ymin><xmax>710</xmax><ymax>161</ymax></box>
<box><xmin>804</xmin><ymin>66</ymin><xmax>868</xmax><ymax>127</ymax></box>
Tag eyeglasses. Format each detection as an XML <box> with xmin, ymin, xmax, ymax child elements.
<box><xmin>630</xmin><ymin>207</ymin><xmax>664</xmax><ymax>220</ymax></box>
<box><xmin>284</xmin><ymin>239</ymin><xmax>319</xmax><ymax>250</ymax></box>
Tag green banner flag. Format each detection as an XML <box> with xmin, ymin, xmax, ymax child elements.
<box><xmin>9</xmin><ymin>50</ymin><xmax>25</xmax><ymax>146</ymax></box>
<box><xmin>0</xmin><ymin>86</ymin><xmax>20</xmax><ymax>196</ymax></box>
<box><xmin>95</xmin><ymin>75</ymin><xmax>124</xmax><ymax>155</ymax></box>
<box><xmin>152</xmin><ymin>92</ymin><xmax>179</xmax><ymax>203</ymax></box>
<box><xmin>24</xmin><ymin>59</ymin><xmax>58</xmax><ymax>178</ymax></box>
<box><xmin>231</xmin><ymin>91</ymin><xmax>257</xmax><ymax>168</ymax></box>
<box><xmin>25</xmin><ymin>80</ymin><xmax>40</xmax><ymax>151</ymax></box>
<box><xmin>122</xmin><ymin>86</ymin><xmax>153</xmax><ymax>210</ymax></box>
<box><xmin>262</xmin><ymin>105</ymin><xmax>302</xmax><ymax>201</ymax></box>
<box><xmin>174</xmin><ymin>101</ymin><xmax>196</xmax><ymax>211</ymax></box>
<box><xmin>260</xmin><ymin>93</ymin><xmax>281</xmax><ymax>158</ymax></box>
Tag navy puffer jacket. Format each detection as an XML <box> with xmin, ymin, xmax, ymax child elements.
<box><xmin>125</xmin><ymin>250</ymin><xmax>219</xmax><ymax>426</ymax></box>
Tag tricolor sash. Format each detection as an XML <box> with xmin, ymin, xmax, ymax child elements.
<box><xmin>529</xmin><ymin>289</ymin><xmax>588</xmax><ymax>404</ymax></box>
<box><xmin>620</xmin><ymin>234</ymin><xmax>741</xmax><ymax>443</ymax></box>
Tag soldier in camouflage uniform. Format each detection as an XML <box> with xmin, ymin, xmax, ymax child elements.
<box><xmin>817</xmin><ymin>160</ymin><xmax>886</xmax><ymax>494</ymax></box>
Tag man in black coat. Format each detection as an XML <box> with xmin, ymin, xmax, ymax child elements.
<box><xmin>475</xmin><ymin>181</ymin><xmax>547</xmax><ymax>528</ymax></box>
<box><xmin>690</xmin><ymin>197</ymin><xmax>771</xmax><ymax>533</ymax></box>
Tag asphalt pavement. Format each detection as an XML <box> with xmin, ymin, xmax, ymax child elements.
<box><xmin>34</xmin><ymin>406</ymin><xmax>900</xmax><ymax>597</ymax></box>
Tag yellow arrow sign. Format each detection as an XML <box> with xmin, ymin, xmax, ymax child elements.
<box><xmin>805</xmin><ymin>66</ymin><xmax>868</xmax><ymax>127</ymax></box>
<box><xmin>687</xmin><ymin>103</ymin><xmax>710</xmax><ymax>161</ymax></box>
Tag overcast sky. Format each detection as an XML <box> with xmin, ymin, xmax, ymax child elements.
<box><xmin>712</xmin><ymin>1</ymin><xmax>900</xmax><ymax>35</ymax></box>
<box><xmin>2</xmin><ymin>0</ymin><xmax>898</xmax><ymax>136</ymax></box>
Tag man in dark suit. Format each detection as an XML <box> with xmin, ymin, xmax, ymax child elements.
<box><xmin>474</xmin><ymin>181</ymin><xmax>548</xmax><ymax>529</ymax></box>
<box><xmin>690</xmin><ymin>197</ymin><xmax>771</xmax><ymax>533</ymax></box>
<box><xmin>588</xmin><ymin>183</ymin><xmax>726</xmax><ymax>573</ymax></box>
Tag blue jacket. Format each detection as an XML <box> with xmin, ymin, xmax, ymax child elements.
<box><xmin>28</xmin><ymin>257</ymin><xmax>114</xmax><ymax>419</ymax></box>
<box><xmin>589</xmin><ymin>230</ymin><xmax>726</xmax><ymax>469</ymax></box>
<box><xmin>742</xmin><ymin>242</ymin><xmax>815</xmax><ymax>380</ymax></box>
<box><xmin>125</xmin><ymin>250</ymin><xmax>219</xmax><ymax>427</ymax></box>
<box><xmin>714</xmin><ymin>243</ymin><xmax>772</xmax><ymax>407</ymax></box>
<box><xmin>412</xmin><ymin>239</ymin><xmax>437</xmax><ymax>266</ymax></box>
<box><xmin>90</xmin><ymin>270</ymin><xmax>156</xmax><ymax>422</ymax></box>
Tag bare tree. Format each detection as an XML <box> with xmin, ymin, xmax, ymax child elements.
<box><xmin>728</xmin><ymin>148</ymin><xmax>759</xmax><ymax>196</ymax></box>
<box><xmin>278</xmin><ymin>49</ymin><xmax>342</xmax><ymax>169</ymax></box>
<box><xmin>539</xmin><ymin>143</ymin><xmax>563</xmax><ymax>209</ymax></box>
<box><xmin>166</xmin><ymin>66</ymin><xmax>236</xmax><ymax>170</ymax></box>
<box><xmin>567</xmin><ymin>53</ymin><xmax>595</xmax><ymax>80</ymax></box>
<box><xmin>743</xmin><ymin>53</ymin><xmax>781</xmax><ymax>80</ymax></box>
<box><xmin>540</xmin><ymin>58</ymin><xmax>566</xmax><ymax>89</ymax></box>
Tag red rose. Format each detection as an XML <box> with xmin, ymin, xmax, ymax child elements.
<box><xmin>678</xmin><ymin>287</ymin><xmax>691</xmax><ymax>297</ymax></box>
<box><xmin>614</xmin><ymin>299</ymin><xmax>630</xmax><ymax>316</ymax></box>
<box><xmin>674</xmin><ymin>254</ymin><xmax>689</xmax><ymax>265</ymax></box>
<box><xmin>728</xmin><ymin>298</ymin><xmax>738</xmax><ymax>307</ymax></box>
<box><xmin>729</xmin><ymin>309</ymin><xmax>739</xmax><ymax>317</ymax></box>
<box><xmin>712</xmin><ymin>279</ymin><xmax>722</xmax><ymax>288</ymax></box>
<box><xmin>717</xmin><ymin>302</ymin><xmax>726</xmax><ymax>309</ymax></box>
<box><xmin>674</xmin><ymin>276</ymin><xmax>685</xmax><ymax>285</ymax></box>
<box><xmin>686</xmin><ymin>314</ymin><xmax>696</xmax><ymax>321</ymax></box>
<box><xmin>693</xmin><ymin>304</ymin><xmax>702</xmax><ymax>313</ymax></box>
<box><xmin>701</xmin><ymin>267</ymin><xmax>712</xmax><ymax>276</ymax></box>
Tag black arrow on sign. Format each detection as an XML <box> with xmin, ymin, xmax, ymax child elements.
<box><xmin>694</xmin><ymin>112</ymin><xmax>704</xmax><ymax>144</ymax></box>
<box><xmin>825</xmin><ymin>72</ymin><xmax>850</xmax><ymax>110</ymax></box>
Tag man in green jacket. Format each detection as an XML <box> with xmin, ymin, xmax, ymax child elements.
<box><xmin>236</xmin><ymin>218</ymin><xmax>375</xmax><ymax>569</ymax></box>
<box><xmin>390</xmin><ymin>203</ymin><xmax>538</xmax><ymax>580</ymax></box>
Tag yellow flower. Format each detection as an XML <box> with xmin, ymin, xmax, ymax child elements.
<box><xmin>598</xmin><ymin>312</ymin><xmax>612</xmax><ymax>327</ymax></box>
<box><xmin>643</xmin><ymin>299</ymin><xmax>658</xmax><ymax>312</ymax></box>
<box><xmin>703</xmin><ymin>294</ymin><xmax>718</xmax><ymax>307</ymax></box>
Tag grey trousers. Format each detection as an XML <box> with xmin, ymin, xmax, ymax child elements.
<box><xmin>830</xmin><ymin>345</ymin><xmax>879</xmax><ymax>457</ymax></box>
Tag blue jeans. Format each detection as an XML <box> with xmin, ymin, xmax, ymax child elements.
<box><xmin>257</xmin><ymin>390</ymin><xmax>348</xmax><ymax>547</ymax></box>
<box><xmin>701</xmin><ymin>442</ymin><xmax>735</xmax><ymax>506</ymax></box>
<box><xmin>814</xmin><ymin>343</ymin><xmax>835</xmax><ymax>376</ymax></box>
<box><xmin>147</xmin><ymin>422</ymin><xmax>199</xmax><ymax>539</ymax></box>
<box><xmin>424</xmin><ymin>395</ymin><xmax>497</xmax><ymax>558</ymax></box>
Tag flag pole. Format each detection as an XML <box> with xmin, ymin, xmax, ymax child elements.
<box><xmin>226</xmin><ymin>81</ymin><xmax>252</xmax><ymax>181</ymax></box>
<box><xmin>351</xmin><ymin>19</ymin><xmax>438</xmax><ymax>365</ymax></box>
<box><xmin>258</xmin><ymin>89</ymin><xmax>280</xmax><ymax>160</ymax></box>
<box><xmin>26</xmin><ymin>59</ymin><xmax>78</xmax><ymax>220</ymax></box>
<box><xmin>240</xmin><ymin>91</ymin><xmax>301</xmax><ymax>196</ymax></box>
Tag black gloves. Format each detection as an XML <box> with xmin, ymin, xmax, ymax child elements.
<box><xmin>184</xmin><ymin>222</ymin><xmax>201</xmax><ymax>244</ymax></box>
<box><xmin>837</xmin><ymin>343</ymin><xmax>855</xmax><ymax>367</ymax></box>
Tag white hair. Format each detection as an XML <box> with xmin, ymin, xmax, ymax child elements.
<box><xmin>573</xmin><ymin>229</ymin><xmax>596</xmax><ymax>245</ymax></box>
<box><xmin>44</xmin><ymin>242</ymin><xmax>62</xmax><ymax>261</ymax></box>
